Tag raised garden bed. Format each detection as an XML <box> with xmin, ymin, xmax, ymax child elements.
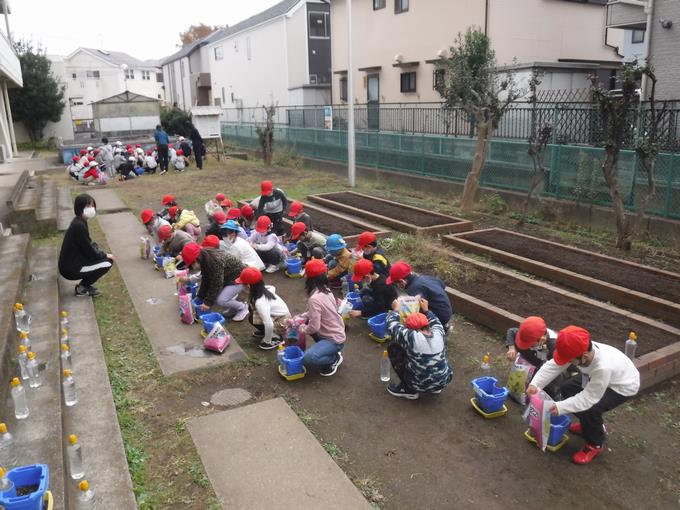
<box><xmin>308</xmin><ymin>191</ymin><xmax>473</xmax><ymax>235</ymax></box>
<box><xmin>444</xmin><ymin>228</ymin><xmax>680</xmax><ymax>326</ymax></box>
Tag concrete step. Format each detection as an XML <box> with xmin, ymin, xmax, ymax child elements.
<box><xmin>8</xmin><ymin>175</ymin><xmax>58</xmax><ymax>236</ymax></box>
<box><xmin>57</xmin><ymin>186</ymin><xmax>72</xmax><ymax>231</ymax></box>
<box><xmin>36</xmin><ymin>179</ymin><xmax>57</xmax><ymax>228</ymax></box>
<box><xmin>86</xmin><ymin>188</ymin><xmax>130</xmax><ymax>214</ymax></box>
<box><xmin>9</xmin><ymin>245</ymin><xmax>66</xmax><ymax>508</ymax></box>
<box><xmin>58</xmin><ymin>277</ymin><xmax>138</xmax><ymax>510</ymax></box>
<box><xmin>188</xmin><ymin>398</ymin><xmax>372</xmax><ymax>509</ymax></box>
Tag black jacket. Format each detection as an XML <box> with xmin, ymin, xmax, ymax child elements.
<box><xmin>256</xmin><ymin>189</ymin><xmax>288</xmax><ymax>217</ymax></box>
<box><xmin>197</xmin><ymin>249</ymin><xmax>245</xmax><ymax>306</ymax></box>
<box><xmin>360</xmin><ymin>275</ymin><xmax>398</xmax><ymax>318</ymax></box>
<box><xmin>58</xmin><ymin>217</ymin><xmax>107</xmax><ymax>279</ymax></box>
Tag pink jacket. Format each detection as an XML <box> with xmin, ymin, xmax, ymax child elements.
<box><xmin>299</xmin><ymin>290</ymin><xmax>346</xmax><ymax>345</ymax></box>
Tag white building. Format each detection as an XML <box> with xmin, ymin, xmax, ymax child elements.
<box><xmin>0</xmin><ymin>0</ymin><xmax>22</xmax><ymax>160</ymax></box>
<box><xmin>37</xmin><ymin>48</ymin><xmax>164</xmax><ymax>142</ymax></box>
<box><xmin>207</xmin><ymin>0</ymin><xmax>332</xmax><ymax>114</ymax></box>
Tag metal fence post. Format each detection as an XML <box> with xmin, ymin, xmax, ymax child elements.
<box><xmin>375</xmin><ymin>132</ymin><xmax>380</xmax><ymax>169</ymax></box>
<box><xmin>665</xmin><ymin>153</ymin><xmax>676</xmax><ymax>218</ymax></box>
<box><xmin>551</xmin><ymin>105</ymin><xmax>560</xmax><ymax>144</ymax></box>
<box><xmin>313</xmin><ymin>128</ymin><xmax>318</xmax><ymax>158</ymax></box>
<box><xmin>553</xmin><ymin>144</ymin><xmax>563</xmax><ymax>199</ymax></box>
<box><xmin>420</xmin><ymin>134</ymin><xmax>426</xmax><ymax>175</ymax></box>
<box><xmin>629</xmin><ymin>152</ymin><xmax>639</xmax><ymax>207</ymax></box>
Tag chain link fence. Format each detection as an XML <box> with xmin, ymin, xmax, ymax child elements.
<box><xmin>222</xmin><ymin>122</ymin><xmax>680</xmax><ymax>220</ymax></box>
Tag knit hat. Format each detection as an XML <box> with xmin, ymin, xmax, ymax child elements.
<box><xmin>405</xmin><ymin>312</ymin><xmax>429</xmax><ymax>330</ymax></box>
<box><xmin>260</xmin><ymin>181</ymin><xmax>273</xmax><ymax>195</ymax></box>
<box><xmin>235</xmin><ymin>267</ymin><xmax>263</xmax><ymax>285</ymax></box>
<box><xmin>158</xmin><ymin>224</ymin><xmax>173</xmax><ymax>241</ymax></box>
<box><xmin>352</xmin><ymin>258</ymin><xmax>374</xmax><ymax>282</ymax></box>
<box><xmin>202</xmin><ymin>235</ymin><xmax>220</xmax><ymax>249</ymax></box>
<box><xmin>516</xmin><ymin>316</ymin><xmax>547</xmax><ymax>350</ymax></box>
<box><xmin>241</xmin><ymin>205</ymin><xmax>254</xmax><ymax>220</ymax></box>
<box><xmin>162</xmin><ymin>194</ymin><xmax>175</xmax><ymax>206</ymax></box>
<box><xmin>255</xmin><ymin>216</ymin><xmax>272</xmax><ymax>233</ymax></box>
<box><xmin>288</xmin><ymin>201</ymin><xmax>303</xmax><ymax>218</ymax></box>
<box><xmin>553</xmin><ymin>326</ymin><xmax>590</xmax><ymax>365</ymax></box>
<box><xmin>357</xmin><ymin>231</ymin><xmax>377</xmax><ymax>249</ymax></box>
<box><xmin>140</xmin><ymin>209</ymin><xmax>154</xmax><ymax>225</ymax></box>
<box><xmin>290</xmin><ymin>222</ymin><xmax>307</xmax><ymax>241</ymax></box>
<box><xmin>386</xmin><ymin>261</ymin><xmax>412</xmax><ymax>285</ymax></box>
<box><xmin>226</xmin><ymin>207</ymin><xmax>241</xmax><ymax>220</ymax></box>
<box><xmin>212</xmin><ymin>210</ymin><xmax>227</xmax><ymax>224</ymax></box>
<box><xmin>304</xmin><ymin>258</ymin><xmax>327</xmax><ymax>278</ymax></box>
<box><xmin>181</xmin><ymin>242</ymin><xmax>201</xmax><ymax>267</ymax></box>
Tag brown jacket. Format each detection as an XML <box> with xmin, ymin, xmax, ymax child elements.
<box><xmin>328</xmin><ymin>248</ymin><xmax>352</xmax><ymax>281</ymax></box>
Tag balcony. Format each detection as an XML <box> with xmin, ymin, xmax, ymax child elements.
<box><xmin>606</xmin><ymin>0</ymin><xmax>647</xmax><ymax>29</ymax></box>
<box><xmin>197</xmin><ymin>72</ymin><xmax>212</xmax><ymax>88</ymax></box>
<box><xmin>0</xmin><ymin>30</ymin><xmax>21</xmax><ymax>87</ymax></box>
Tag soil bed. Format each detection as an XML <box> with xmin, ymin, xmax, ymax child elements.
<box><xmin>291</xmin><ymin>208</ymin><xmax>364</xmax><ymax>238</ymax></box>
<box><xmin>322</xmin><ymin>191</ymin><xmax>454</xmax><ymax>227</ymax></box>
<box><xmin>466</xmin><ymin>230</ymin><xmax>680</xmax><ymax>303</ymax></box>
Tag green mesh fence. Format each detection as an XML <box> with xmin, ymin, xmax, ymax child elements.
<box><xmin>222</xmin><ymin>123</ymin><xmax>680</xmax><ymax>220</ymax></box>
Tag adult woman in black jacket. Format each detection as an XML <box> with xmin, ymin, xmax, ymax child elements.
<box><xmin>58</xmin><ymin>194</ymin><xmax>114</xmax><ymax>297</ymax></box>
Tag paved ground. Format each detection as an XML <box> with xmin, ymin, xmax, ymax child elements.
<box><xmin>0</xmin><ymin>153</ymin><xmax>53</xmax><ymax>228</ymax></box>
<box><xmin>86</xmin><ymin>188</ymin><xmax>130</xmax><ymax>214</ymax></box>
<box><xmin>188</xmin><ymin>398</ymin><xmax>372</xmax><ymax>510</ymax></box>
<box><xmin>96</xmin><ymin>211</ymin><xmax>246</xmax><ymax>375</ymax></box>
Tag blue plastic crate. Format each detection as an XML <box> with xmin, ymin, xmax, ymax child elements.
<box><xmin>368</xmin><ymin>313</ymin><xmax>388</xmax><ymax>338</ymax></box>
<box><xmin>471</xmin><ymin>377</ymin><xmax>509</xmax><ymax>414</ymax></box>
<box><xmin>201</xmin><ymin>312</ymin><xmax>225</xmax><ymax>335</ymax></box>
<box><xmin>0</xmin><ymin>464</ymin><xmax>49</xmax><ymax>510</ymax></box>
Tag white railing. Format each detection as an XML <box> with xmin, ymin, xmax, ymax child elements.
<box><xmin>0</xmin><ymin>30</ymin><xmax>21</xmax><ymax>86</ymax></box>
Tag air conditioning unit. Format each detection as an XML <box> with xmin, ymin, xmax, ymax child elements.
<box><xmin>309</xmin><ymin>74</ymin><xmax>318</xmax><ymax>85</ymax></box>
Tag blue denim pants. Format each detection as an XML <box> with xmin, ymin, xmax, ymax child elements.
<box><xmin>304</xmin><ymin>338</ymin><xmax>344</xmax><ymax>368</ymax></box>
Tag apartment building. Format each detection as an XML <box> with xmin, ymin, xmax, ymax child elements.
<box><xmin>0</xmin><ymin>1</ymin><xmax>22</xmax><ymax>160</ymax></box>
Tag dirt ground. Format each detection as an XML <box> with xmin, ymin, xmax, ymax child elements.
<box><xmin>55</xmin><ymin>157</ymin><xmax>680</xmax><ymax>509</ymax></box>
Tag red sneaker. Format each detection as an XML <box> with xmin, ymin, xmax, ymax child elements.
<box><xmin>569</xmin><ymin>422</ymin><xmax>582</xmax><ymax>435</ymax></box>
<box><xmin>572</xmin><ymin>444</ymin><xmax>604</xmax><ymax>465</ymax></box>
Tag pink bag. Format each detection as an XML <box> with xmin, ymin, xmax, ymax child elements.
<box><xmin>178</xmin><ymin>286</ymin><xmax>194</xmax><ymax>325</ymax></box>
<box><xmin>525</xmin><ymin>390</ymin><xmax>553</xmax><ymax>451</ymax></box>
<box><xmin>507</xmin><ymin>355</ymin><xmax>537</xmax><ymax>405</ymax></box>
<box><xmin>203</xmin><ymin>322</ymin><xmax>231</xmax><ymax>353</ymax></box>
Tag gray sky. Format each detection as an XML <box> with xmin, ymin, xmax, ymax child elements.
<box><xmin>10</xmin><ymin>0</ymin><xmax>284</xmax><ymax>61</ymax></box>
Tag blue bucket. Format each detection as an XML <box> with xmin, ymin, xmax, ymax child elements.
<box><xmin>283</xmin><ymin>345</ymin><xmax>305</xmax><ymax>376</ymax></box>
<box><xmin>548</xmin><ymin>414</ymin><xmax>572</xmax><ymax>446</ymax></box>
<box><xmin>0</xmin><ymin>464</ymin><xmax>49</xmax><ymax>510</ymax></box>
<box><xmin>471</xmin><ymin>376</ymin><xmax>509</xmax><ymax>414</ymax></box>
<box><xmin>286</xmin><ymin>258</ymin><xmax>302</xmax><ymax>275</ymax></box>
<box><xmin>201</xmin><ymin>312</ymin><xmax>225</xmax><ymax>335</ymax></box>
<box><xmin>185</xmin><ymin>282</ymin><xmax>198</xmax><ymax>299</ymax></box>
<box><xmin>368</xmin><ymin>313</ymin><xmax>387</xmax><ymax>338</ymax></box>
<box><xmin>347</xmin><ymin>291</ymin><xmax>363</xmax><ymax>310</ymax></box>
<box><xmin>153</xmin><ymin>245</ymin><xmax>161</xmax><ymax>256</ymax></box>
<box><xmin>286</xmin><ymin>242</ymin><xmax>297</xmax><ymax>252</ymax></box>
<box><xmin>192</xmin><ymin>298</ymin><xmax>209</xmax><ymax>321</ymax></box>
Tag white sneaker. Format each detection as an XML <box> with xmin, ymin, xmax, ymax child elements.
<box><xmin>265</xmin><ymin>264</ymin><xmax>278</xmax><ymax>273</ymax></box>
<box><xmin>232</xmin><ymin>308</ymin><xmax>249</xmax><ymax>322</ymax></box>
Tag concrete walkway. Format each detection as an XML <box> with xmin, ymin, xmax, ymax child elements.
<box><xmin>97</xmin><ymin>211</ymin><xmax>246</xmax><ymax>375</ymax></box>
<box><xmin>188</xmin><ymin>398</ymin><xmax>372</xmax><ymax>510</ymax></box>
<box><xmin>87</xmin><ymin>188</ymin><xmax>130</xmax><ymax>214</ymax></box>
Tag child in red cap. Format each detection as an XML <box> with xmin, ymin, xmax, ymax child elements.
<box><xmin>255</xmin><ymin>180</ymin><xmax>288</xmax><ymax>236</ymax></box>
<box><xmin>288</xmin><ymin>201</ymin><xmax>313</xmax><ymax>231</ymax></box>
<box><xmin>384</xmin><ymin>298</ymin><xmax>453</xmax><ymax>400</ymax></box>
<box><xmin>356</xmin><ymin>232</ymin><xmax>390</xmax><ymax>278</ymax></box>
<box><xmin>249</xmin><ymin>216</ymin><xmax>285</xmax><ymax>273</ymax></box>
<box><xmin>349</xmin><ymin>258</ymin><xmax>397</xmax><ymax>319</ymax></box>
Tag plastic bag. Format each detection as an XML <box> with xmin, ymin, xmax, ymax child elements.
<box><xmin>204</xmin><ymin>200</ymin><xmax>221</xmax><ymax>217</ymax></box>
<box><xmin>162</xmin><ymin>257</ymin><xmax>176</xmax><ymax>279</ymax></box>
<box><xmin>285</xmin><ymin>315</ymin><xmax>306</xmax><ymax>350</ymax></box>
<box><xmin>140</xmin><ymin>236</ymin><xmax>151</xmax><ymax>259</ymax></box>
<box><xmin>203</xmin><ymin>322</ymin><xmax>232</xmax><ymax>353</ymax></box>
<box><xmin>396</xmin><ymin>295</ymin><xmax>420</xmax><ymax>321</ymax></box>
<box><xmin>507</xmin><ymin>355</ymin><xmax>536</xmax><ymax>406</ymax></box>
<box><xmin>525</xmin><ymin>390</ymin><xmax>554</xmax><ymax>451</ymax></box>
<box><xmin>178</xmin><ymin>286</ymin><xmax>195</xmax><ymax>325</ymax></box>
<box><xmin>174</xmin><ymin>268</ymin><xmax>188</xmax><ymax>289</ymax></box>
<box><xmin>338</xmin><ymin>298</ymin><xmax>352</xmax><ymax>321</ymax></box>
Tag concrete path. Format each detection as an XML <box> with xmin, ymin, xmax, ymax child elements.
<box><xmin>59</xmin><ymin>276</ymin><xmax>137</xmax><ymax>510</ymax></box>
<box><xmin>0</xmin><ymin>153</ymin><xmax>53</xmax><ymax>226</ymax></box>
<box><xmin>97</xmin><ymin>211</ymin><xmax>246</xmax><ymax>375</ymax></box>
<box><xmin>188</xmin><ymin>398</ymin><xmax>372</xmax><ymax>510</ymax></box>
<box><xmin>87</xmin><ymin>188</ymin><xmax>130</xmax><ymax>214</ymax></box>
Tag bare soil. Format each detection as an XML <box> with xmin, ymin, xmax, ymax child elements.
<box><xmin>291</xmin><ymin>208</ymin><xmax>365</xmax><ymax>237</ymax></box>
<box><xmin>466</xmin><ymin>230</ymin><xmax>680</xmax><ymax>303</ymax></box>
<box><xmin>322</xmin><ymin>191</ymin><xmax>459</xmax><ymax>227</ymax></box>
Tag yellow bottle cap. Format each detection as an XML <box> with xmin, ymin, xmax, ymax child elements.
<box><xmin>61</xmin><ymin>329</ymin><xmax>68</xmax><ymax>336</ymax></box>
<box><xmin>11</xmin><ymin>377</ymin><xmax>20</xmax><ymax>387</ymax></box>
<box><xmin>278</xmin><ymin>343</ymin><xmax>284</xmax><ymax>350</ymax></box>
<box><xmin>27</xmin><ymin>351</ymin><xmax>36</xmax><ymax>360</ymax></box>
<box><xmin>382</xmin><ymin>350</ymin><xmax>388</xmax><ymax>357</ymax></box>
<box><xmin>60</xmin><ymin>311</ymin><xmax>68</xmax><ymax>317</ymax></box>
<box><xmin>63</xmin><ymin>369</ymin><xmax>72</xmax><ymax>377</ymax></box>
<box><xmin>69</xmin><ymin>434</ymin><xmax>78</xmax><ymax>445</ymax></box>
<box><xmin>0</xmin><ymin>423</ymin><xmax>7</xmax><ymax>434</ymax></box>
<box><xmin>0</xmin><ymin>467</ymin><xmax>5</xmax><ymax>477</ymax></box>
<box><xmin>629</xmin><ymin>331</ymin><xmax>638</xmax><ymax>341</ymax></box>
<box><xmin>482</xmin><ymin>354</ymin><xmax>490</xmax><ymax>364</ymax></box>
<box><xmin>14</xmin><ymin>303</ymin><xmax>23</xmax><ymax>310</ymax></box>
<box><xmin>18</xmin><ymin>345</ymin><xmax>26</xmax><ymax>353</ymax></box>
<box><xmin>61</xmin><ymin>344</ymin><xmax>70</xmax><ymax>352</ymax></box>
<box><xmin>19</xmin><ymin>331</ymin><xmax>28</xmax><ymax>339</ymax></box>
<box><xmin>79</xmin><ymin>480</ymin><xmax>89</xmax><ymax>491</ymax></box>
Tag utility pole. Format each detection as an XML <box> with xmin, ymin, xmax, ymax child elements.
<box><xmin>346</xmin><ymin>0</ymin><xmax>355</xmax><ymax>187</ymax></box>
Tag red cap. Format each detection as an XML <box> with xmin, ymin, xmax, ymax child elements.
<box><xmin>226</xmin><ymin>207</ymin><xmax>241</xmax><ymax>220</ymax></box>
<box><xmin>516</xmin><ymin>316</ymin><xmax>547</xmax><ymax>350</ymax></box>
<box><xmin>176</xmin><ymin>149</ymin><xmax>183</xmax><ymax>156</ymax></box>
<box><xmin>93</xmin><ymin>149</ymin><xmax>100</xmax><ymax>155</ymax></box>
<box><xmin>202</xmin><ymin>235</ymin><xmax>220</xmax><ymax>249</ymax></box>
<box><xmin>162</xmin><ymin>194</ymin><xmax>175</xmax><ymax>206</ymax></box>
<box><xmin>290</xmin><ymin>222</ymin><xmax>307</xmax><ymax>241</ymax></box>
<box><xmin>260</xmin><ymin>181</ymin><xmax>273</xmax><ymax>195</ymax></box>
<box><xmin>288</xmin><ymin>201</ymin><xmax>303</xmax><ymax>218</ymax></box>
<box><xmin>168</xmin><ymin>206</ymin><xmax>178</xmax><ymax>220</ymax></box>
<box><xmin>241</xmin><ymin>205</ymin><xmax>254</xmax><ymax>220</ymax></box>
<box><xmin>169</xmin><ymin>144</ymin><xmax>174</xmax><ymax>149</ymax></box>
<box><xmin>181</xmin><ymin>242</ymin><xmax>201</xmax><ymax>267</ymax></box>
<box><xmin>146</xmin><ymin>150</ymin><xmax>152</xmax><ymax>155</ymax></box>
<box><xmin>126</xmin><ymin>145</ymin><xmax>132</xmax><ymax>149</ymax></box>
<box><xmin>352</xmin><ymin>258</ymin><xmax>374</xmax><ymax>282</ymax></box>
<box><xmin>553</xmin><ymin>326</ymin><xmax>590</xmax><ymax>365</ymax></box>
<box><xmin>255</xmin><ymin>216</ymin><xmax>272</xmax><ymax>233</ymax></box>
<box><xmin>79</xmin><ymin>149</ymin><xmax>87</xmax><ymax>155</ymax></box>
<box><xmin>135</xmin><ymin>144</ymin><xmax>141</xmax><ymax>148</ymax></box>
<box><xmin>72</xmin><ymin>156</ymin><xmax>79</xmax><ymax>162</ymax></box>
<box><xmin>215</xmin><ymin>193</ymin><xmax>226</xmax><ymax>202</ymax></box>
<box><xmin>304</xmin><ymin>258</ymin><xmax>327</xmax><ymax>278</ymax></box>
<box><xmin>405</xmin><ymin>312</ymin><xmax>429</xmax><ymax>330</ymax></box>
<box><xmin>221</xmin><ymin>198</ymin><xmax>233</xmax><ymax>208</ymax></box>
<box><xmin>87</xmin><ymin>156</ymin><xmax>95</xmax><ymax>162</ymax></box>
<box><xmin>140</xmin><ymin>209</ymin><xmax>154</xmax><ymax>224</ymax></box>
<box><xmin>357</xmin><ymin>231</ymin><xmax>377</xmax><ymax>248</ymax></box>
<box><xmin>235</xmin><ymin>267</ymin><xmax>263</xmax><ymax>285</ymax></box>
<box><xmin>158</xmin><ymin>224</ymin><xmax>173</xmax><ymax>241</ymax></box>
<box><xmin>212</xmin><ymin>210</ymin><xmax>227</xmax><ymax>224</ymax></box>
<box><xmin>386</xmin><ymin>261</ymin><xmax>412</xmax><ymax>285</ymax></box>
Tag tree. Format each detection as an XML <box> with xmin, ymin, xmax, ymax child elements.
<box><xmin>255</xmin><ymin>105</ymin><xmax>276</xmax><ymax>166</ymax></box>
<box><xmin>179</xmin><ymin>24</ymin><xmax>220</xmax><ymax>47</ymax></box>
<box><xmin>160</xmin><ymin>106</ymin><xmax>192</xmax><ymax>136</ymax></box>
<box><xmin>590</xmin><ymin>63</ymin><xmax>664</xmax><ymax>250</ymax></box>
<box><xmin>437</xmin><ymin>28</ymin><xmax>522</xmax><ymax>213</ymax></box>
<box><xmin>9</xmin><ymin>41</ymin><xmax>65</xmax><ymax>142</ymax></box>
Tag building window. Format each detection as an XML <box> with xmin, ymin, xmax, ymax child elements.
<box><xmin>373</xmin><ymin>0</ymin><xmax>386</xmax><ymax>9</ymax></box>
<box><xmin>400</xmin><ymin>72</ymin><xmax>416</xmax><ymax>93</ymax></box>
<box><xmin>631</xmin><ymin>29</ymin><xmax>645</xmax><ymax>43</ymax></box>
<box><xmin>71</xmin><ymin>73</ymin><xmax>77</xmax><ymax>80</ymax></box>
<box><xmin>339</xmin><ymin>77</ymin><xmax>348</xmax><ymax>101</ymax></box>
<box><xmin>86</xmin><ymin>70</ymin><xmax>100</xmax><ymax>79</ymax></box>
<box><xmin>433</xmin><ymin>69</ymin><xmax>445</xmax><ymax>91</ymax></box>
<box><xmin>222</xmin><ymin>87</ymin><xmax>226</xmax><ymax>103</ymax></box>
<box><xmin>309</xmin><ymin>12</ymin><xmax>331</xmax><ymax>38</ymax></box>
<box><xmin>214</xmin><ymin>97</ymin><xmax>222</xmax><ymax>106</ymax></box>
<box><xmin>141</xmin><ymin>70</ymin><xmax>151</xmax><ymax>80</ymax></box>
<box><xmin>234</xmin><ymin>40</ymin><xmax>239</xmax><ymax>52</ymax></box>
<box><xmin>69</xmin><ymin>97</ymin><xmax>84</xmax><ymax>106</ymax></box>
<box><xmin>124</xmin><ymin>69</ymin><xmax>134</xmax><ymax>80</ymax></box>
<box><xmin>214</xmin><ymin>46</ymin><xmax>224</xmax><ymax>60</ymax></box>
<box><xmin>156</xmin><ymin>73</ymin><xmax>164</xmax><ymax>82</ymax></box>
<box><xmin>395</xmin><ymin>0</ymin><xmax>409</xmax><ymax>14</ymax></box>
<box><xmin>246</xmin><ymin>37</ymin><xmax>252</xmax><ymax>60</ymax></box>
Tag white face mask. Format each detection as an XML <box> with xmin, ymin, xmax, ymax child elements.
<box><xmin>83</xmin><ymin>206</ymin><xmax>96</xmax><ymax>219</ymax></box>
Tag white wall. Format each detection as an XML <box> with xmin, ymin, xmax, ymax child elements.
<box><xmin>286</xmin><ymin>2</ymin><xmax>308</xmax><ymax>90</ymax></box>
<box><xmin>621</xmin><ymin>29</ymin><xmax>647</xmax><ymax>63</ymax></box>
<box><xmin>97</xmin><ymin>115</ymin><xmax>160</xmax><ymax>132</ymax></box>
<box><xmin>163</xmin><ymin>57</ymin><xmax>192</xmax><ymax>110</ymax></box>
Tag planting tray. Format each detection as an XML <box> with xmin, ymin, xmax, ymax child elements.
<box><xmin>470</xmin><ymin>397</ymin><xmax>508</xmax><ymax>419</ymax></box>
<box><xmin>308</xmin><ymin>191</ymin><xmax>473</xmax><ymax>235</ymax></box>
<box><xmin>444</xmin><ymin>228</ymin><xmax>680</xmax><ymax>327</ymax></box>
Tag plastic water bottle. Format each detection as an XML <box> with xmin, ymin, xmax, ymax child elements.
<box><xmin>0</xmin><ymin>467</ymin><xmax>13</xmax><ymax>493</ymax></box>
<box><xmin>17</xmin><ymin>345</ymin><xmax>29</xmax><ymax>380</ymax></box>
<box><xmin>60</xmin><ymin>310</ymin><xmax>69</xmax><ymax>330</ymax></box>
<box><xmin>13</xmin><ymin>303</ymin><xmax>30</xmax><ymax>333</ymax></box>
<box><xmin>341</xmin><ymin>277</ymin><xmax>349</xmax><ymax>297</ymax></box>
<box><xmin>78</xmin><ymin>480</ymin><xmax>96</xmax><ymax>508</ymax></box>
<box><xmin>18</xmin><ymin>331</ymin><xmax>31</xmax><ymax>353</ymax></box>
<box><xmin>11</xmin><ymin>378</ymin><xmax>29</xmax><ymax>419</ymax></box>
<box><xmin>480</xmin><ymin>353</ymin><xmax>491</xmax><ymax>375</ymax></box>
<box><xmin>380</xmin><ymin>350</ymin><xmax>390</xmax><ymax>382</ymax></box>
<box><xmin>277</xmin><ymin>343</ymin><xmax>286</xmax><ymax>375</ymax></box>
<box><xmin>625</xmin><ymin>331</ymin><xmax>638</xmax><ymax>360</ymax></box>
<box><xmin>0</xmin><ymin>423</ymin><xmax>17</xmax><ymax>467</ymax></box>
<box><xmin>61</xmin><ymin>344</ymin><xmax>73</xmax><ymax>371</ymax></box>
<box><xmin>63</xmin><ymin>370</ymin><xmax>78</xmax><ymax>407</ymax></box>
<box><xmin>61</xmin><ymin>328</ymin><xmax>70</xmax><ymax>348</ymax></box>
<box><xmin>26</xmin><ymin>352</ymin><xmax>43</xmax><ymax>389</ymax></box>
<box><xmin>68</xmin><ymin>434</ymin><xmax>85</xmax><ymax>480</ymax></box>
